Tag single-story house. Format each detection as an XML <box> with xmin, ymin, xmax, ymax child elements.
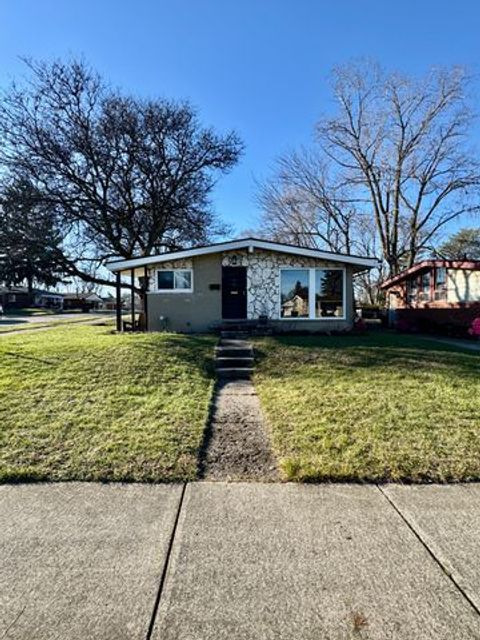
<box><xmin>0</xmin><ymin>286</ymin><xmax>33</xmax><ymax>310</ymax></box>
<box><xmin>106</xmin><ymin>238</ymin><xmax>379</xmax><ymax>333</ymax></box>
<box><xmin>380</xmin><ymin>259</ymin><xmax>480</xmax><ymax>334</ymax></box>
<box><xmin>0</xmin><ymin>286</ymin><xmax>63</xmax><ymax>310</ymax></box>
<box><xmin>62</xmin><ymin>292</ymin><xmax>103</xmax><ymax>312</ymax></box>
<box><xmin>34</xmin><ymin>291</ymin><xmax>64</xmax><ymax>309</ymax></box>
<box><xmin>101</xmin><ymin>295</ymin><xmax>125</xmax><ymax>311</ymax></box>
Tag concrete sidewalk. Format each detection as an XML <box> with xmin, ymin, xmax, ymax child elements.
<box><xmin>0</xmin><ymin>483</ymin><xmax>183</xmax><ymax>639</ymax></box>
<box><xmin>1</xmin><ymin>483</ymin><xmax>480</xmax><ymax>639</ymax></box>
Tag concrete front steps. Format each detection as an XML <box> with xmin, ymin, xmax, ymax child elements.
<box><xmin>211</xmin><ymin>320</ymin><xmax>273</xmax><ymax>338</ymax></box>
<box><xmin>215</xmin><ymin>339</ymin><xmax>254</xmax><ymax>379</ymax></box>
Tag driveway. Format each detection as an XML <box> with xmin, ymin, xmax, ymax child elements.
<box><xmin>1</xmin><ymin>483</ymin><xmax>480</xmax><ymax>639</ymax></box>
<box><xmin>0</xmin><ymin>312</ymin><xmax>111</xmax><ymax>326</ymax></box>
<box><xmin>0</xmin><ymin>313</ymin><xmax>113</xmax><ymax>337</ymax></box>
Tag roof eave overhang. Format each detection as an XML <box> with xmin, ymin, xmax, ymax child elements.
<box><xmin>380</xmin><ymin>259</ymin><xmax>480</xmax><ymax>290</ymax></box>
<box><xmin>106</xmin><ymin>239</ymin><xmax>380</xmax><ymax>273</ymax></box>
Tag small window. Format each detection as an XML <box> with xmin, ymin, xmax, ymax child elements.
<box><xmin>435</xmin><ymin>267</ymin><xmax>447</xmax><ymax>287</ymax></box>
<box><xmin>419</xmin><ymin>271</ymin><xmax>431</xmax><ymax>302</ymax></box>
<box><xmin>407</xmin><ymin>279</ymin><xmax>417</xmax><ymax>304</ymax></box>
<box><xmin>157</xmin><ymin>269</ymin><xmax>192</xmax><ymax>292</ymax></box>
<box><xmin>434</xmin><ymin>267</ymin><xmax>447</xmax><ymax>301</ymax></box>
<box><xmin>421</xmin><ymin>272</ymin><xmax>431</xmax><ymax>293</ymax></box>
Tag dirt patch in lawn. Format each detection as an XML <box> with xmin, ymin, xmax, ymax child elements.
<box><xmin>199</xmin><ymin>380</ymin><xmax>279</xmax><ymax>481</ymax></box>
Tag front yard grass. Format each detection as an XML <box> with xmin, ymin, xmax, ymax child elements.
<box><xmin>0</xmin><ymin>325</ymin><xmax>215</xmax><ymax>482</ymax></box>
<box><xmin>254</xmin><ymin>333</ymin><xmax>480</xmax><ymax>482</ymax></box>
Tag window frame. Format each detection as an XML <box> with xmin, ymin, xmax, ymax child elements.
<box><xmin>278</xmin><ymin>267</ymin><xmax>346</xmax><ymax>320</ymax></box>
<box><xmin>418</xmin><ymin>270</ymin><xmax>432</xmax><ymax>302</ymax></box>
<box><xmin>155</xmin><ymin>268</ymin><xmax>193</xmax><ymax>293</ymax></box>
<box><xmin>407</xmin><ymin>278</ymin><xmax>418</xmax><ymax>304</ymax></box>
<box><xmin>421</xmin><ymin>271</ymin><xmax>431</xmax><ymax>293</ymax></box>
<box><xmin>435</xmin><ymin>266</ymin><xmax>447</xmax><ymax>287</ymax></box>
<box><xmin>434</xmin><ymin>266</ymin><xmax>448</xmax><ymax>301</ymax></box>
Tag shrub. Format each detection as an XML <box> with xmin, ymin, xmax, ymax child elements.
<box><xmin>353</xmin><ymin>317</ymin><xmax>367</xmax><ymax>333</ymax></box>
<box><xmin>395</xmin><ymin>318</ymin><xmax>414</xmax><ymax>333</ymax></box>
<box><xmin>468</xmin><ymin>317</ymin><xmax>480</xmax><ymax>338</ymax></box>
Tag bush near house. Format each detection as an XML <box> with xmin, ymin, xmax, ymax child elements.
<box><xmin>0</xmin><ymin>325</ymin><xmax>215</xmax><ymax>482</ymax></box>
<box><xmin>469</xmin><ymin>317</ymin><xmax>480</xmax><ymax>338</ymax></box>
<box><xmin>254</xmin><ymin>333</ymin><xmax>480</xmax><ymax>482</ymax></box>
<box><xmin>394</xmin><ymin>306</ymin><xmax>480</xmax><ymax>338</ymax></box>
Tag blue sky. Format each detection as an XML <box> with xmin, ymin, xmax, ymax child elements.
<box><xmin>1</xmin><ymin>0</ymin><xmax>479</xmax><ymax>235</ymax></box>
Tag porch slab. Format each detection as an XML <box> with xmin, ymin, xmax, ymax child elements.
<box><xmin>152</xmin><ymin>483</ymin><xmax>480</xmax><ymax>640</ymax></box>
<box><xmin>0</xmin><ymin>483</ymin><xmax>182</xmax><ymax>640</ymax></box>
<box><xmin>383</xmin><ymin>483</ymin><xmax>480</xmax><ymax>612</ymax></box>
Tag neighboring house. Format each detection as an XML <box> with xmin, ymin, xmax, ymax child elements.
<box><xmin>0</xmin><ymin>286</ymin><xmax>32</xmax><ymax>310</ymax></box>
<box><xmin>101</xmin><ymin>295</ymin><xmax>135</xmax><ymax>311</ymax></box>
<box><xmin>0</xmin><ymin>286</ymin><xmax>63</xmax><ymax>310</ymax></box>
<box><xmin>106</xmin><ymin>238</ymin><xmax>378</xmax><ymax>333</ymax></box>
<box><xmin>380</xmin><ymin>260</ymin><xmax>480</xmax><ymax>333</ymax></box>
<box><xmin>62</xmin><ymin>292</ymin><xmax>103</xmax><ymax>312</ymax></box>
<box><xmin>34</xmin><ymin>291</ymin><xmax>64</xmax><ymax>309</ymax></box>
<box><xmin>121</xmin><ymin>293</ymin><xmax>142</xmax><ymax>311</ymax></box>
<box><xmin>101</xmin><ymin>295</ymin><xmax>121</xmax><ymax>311</ymax></box>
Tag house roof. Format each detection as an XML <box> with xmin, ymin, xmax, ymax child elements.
<box><xmin>106</xmin><ymin>238</ymin><xmax>380</xmax><ymax>273</ymax></box>
<box><xmin>62</xmin><ymin>292</ymin><xmax>103</xmax><ymax>301</ymax></box>
<box><xmin>0</xmin><ymin>286</ymin><xmax>62</xmax><ymax>297</ymax></box>
<box><xmin>380</xmin><ymin>259</ymin><xmax>480</xmax><ymax>290</ymax></box>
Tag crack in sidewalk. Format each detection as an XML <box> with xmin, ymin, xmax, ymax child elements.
<box><xmin>377</xmin><ymin>484</ymin><xmax>480</xmax><ymax>619</ymax></box>
<box><xmin>146</xmin><ymin>483</ymin><xmax>187</xmax><ymax>640</ymax></box>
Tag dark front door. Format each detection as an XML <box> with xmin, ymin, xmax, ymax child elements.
<box><xmin>222</xmin><ymin>267</ymin><xmax>247</xmax><ymax>319</ymax></box>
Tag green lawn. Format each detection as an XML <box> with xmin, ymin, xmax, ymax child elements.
<box><xmin>0</xmin><ymin>325</ymin><xmax>215</xmax><ymax>482</ymax></box>
<box><xmin>254</xmin><ymin>333</ymin><xmax>480</xmax><ymax>482</ymax></box>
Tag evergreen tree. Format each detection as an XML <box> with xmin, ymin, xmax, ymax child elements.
<box><xmin>0</xmin><ymin>178</ymin><xmax>64</xmax><ymax>291</ymax></box>
<box><xmin>438</xmin><ymin>228</ymin><xmax>480</xmax><ymax>260</ymax></box>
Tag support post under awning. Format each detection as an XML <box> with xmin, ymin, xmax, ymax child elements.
<box><xmin>143</xmin><ymin>266</ymin><xmax>149</xmax><ymax>332</ymax></box>
<box><xmin>115</xmin><ymin>272</ymin><xmax>122</xmax><ymax>332</ymax></box>
<box><xmin>130</xmin><ymin>269</ymin><xmax>135</xmax><ymax>330</ymax></box>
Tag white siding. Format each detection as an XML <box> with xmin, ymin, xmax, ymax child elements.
<box><xmin>447</xmin><ymin>269</ymin><xmax>480</xmax><ymax>303</ymax></box>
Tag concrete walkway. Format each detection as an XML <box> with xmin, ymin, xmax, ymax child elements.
<box><xmin>2</xmin><ymin>483</ymin><xmax>480</xmax><ymax>639</ymax></box>
<box><xmin>199</xmin><ymin>380</ymin><xmax>279</xmax><ymax>481</ymax></box>
<box><xmin>419</xmin><ymin>335</ymin><xmax>480</xmax><ymax>352</ymax></box>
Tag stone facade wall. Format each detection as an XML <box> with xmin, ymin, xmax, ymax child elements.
<box><xmin>221</xmin><ymin>249</ymin><xmax>344</xmax><ymax>320</ymax></box>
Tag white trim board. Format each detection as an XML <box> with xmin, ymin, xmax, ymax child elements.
<box><xmin>106</xmin><ymin>238</ymin><xmax>380</xmax><ymax>273</ymax></box>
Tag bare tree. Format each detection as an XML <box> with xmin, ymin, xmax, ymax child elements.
<box><xmin>257</xmin><ymin>60</ymin><xmax>480</xmax><ymax>280</ymax></box>
<box><xmin>257</xmin><ymin>150</ymin><xmax>362</xmax><ymax>253</ymax></box>
<box><xmin>0</xmin><ymin>59</ymin><xmax>243</xmax><ymax>287</ymax></box>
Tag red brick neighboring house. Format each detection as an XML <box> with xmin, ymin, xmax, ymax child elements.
<box><xmin>380</xmin><ymin>260</ymin><xmax>480</xmax><ymax>335</ymax></box>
